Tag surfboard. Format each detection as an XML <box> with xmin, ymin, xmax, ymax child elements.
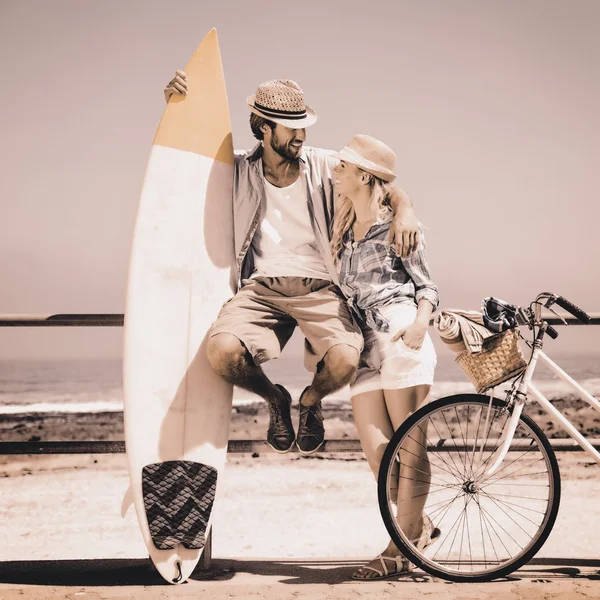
<box><xmin>123</xmin><ymin>29</ymin><xmax>234</xmax><ymax>584</ymax></box>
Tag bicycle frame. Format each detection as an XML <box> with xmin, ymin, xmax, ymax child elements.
<box><xmin>484</xmin><ymin>344</ymin><xmax>600</xmax><ymax>477</ymax></box>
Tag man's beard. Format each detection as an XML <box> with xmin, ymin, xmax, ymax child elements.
<box><xmin>270</xmin><ymin>133</ymin><xmax>301</xmax><ymax>161</ymax></box>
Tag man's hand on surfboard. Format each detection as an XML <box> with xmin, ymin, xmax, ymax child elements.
<box><xmin>164</xmin><ymin>70</ymin><xmax>188</xmax><ymax>103</ymax></box>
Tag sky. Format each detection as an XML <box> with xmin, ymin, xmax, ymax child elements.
<box><xmin>0</xmin><ymin>0</ymin><xmax>598</xmax><ymax>359</ymax></box>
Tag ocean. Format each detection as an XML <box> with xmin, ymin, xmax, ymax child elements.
<box><xmin>0</xmin><ymin>352</ymin><xmax>599</xmax><ymax>415</ymax></box>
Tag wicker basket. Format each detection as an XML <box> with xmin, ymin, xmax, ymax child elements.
<box><xmin>455</xmin><ymin>328</ymin><xmax>527</xmax><ymax>393</ymax></box>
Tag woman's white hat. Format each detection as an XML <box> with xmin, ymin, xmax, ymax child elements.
<box><xmin>332</xmin><ymin>134</ymin><xmax>397</xmax><ymax>182</ymax></box>
<box><xmin>247</xmin><ymin>79</ymin><xmax>318</xmax><ymax>129</ymax></box>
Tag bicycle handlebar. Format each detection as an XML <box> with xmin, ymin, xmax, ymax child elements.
<box><xmin>554</xmin><ymin>296</ymin><xmax>591</xmax><ymax>324</ymax></box>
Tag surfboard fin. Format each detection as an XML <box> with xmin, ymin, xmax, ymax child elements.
<box><xmin>121</xmin><ymin>484</ymin><xmax>134</xmax><ymax>518</ymax></box>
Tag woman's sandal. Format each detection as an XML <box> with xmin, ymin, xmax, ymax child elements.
<box><xmin>351</xmin><ymin>554</ymin><xmax>412</xmax><ymax>580</ymax></box>
<box><xmin>351</xmin><ymin>515</ymin><xmax>441</xmax><ymax>581</ymax></box>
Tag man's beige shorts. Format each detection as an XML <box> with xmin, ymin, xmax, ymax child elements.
<box><xmin>209</xmin><ymin>276</ymin><xmax>363</xmax><ymax>372</ymax></box>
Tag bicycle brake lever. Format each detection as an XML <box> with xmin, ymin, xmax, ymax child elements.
<box><xmin>546</xmin><ymin>305</ymin><xmax>568</xmax><ymax>326</ymax></box>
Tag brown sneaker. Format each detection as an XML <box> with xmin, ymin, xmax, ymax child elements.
<box><xmin>296</xmin><ymin>387</ymin><xmax>325</xmax><ymax>454</ymax></box>
<box><xmin>266</xmin><ymin>384</ymin><xmax>295</xmax><ymax>454</ymax></box>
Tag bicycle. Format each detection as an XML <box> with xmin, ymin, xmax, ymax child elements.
<box><xmin>377</xmin><ymin>293</ymin><xmax>594</xmax><ymax>582</ymax></box>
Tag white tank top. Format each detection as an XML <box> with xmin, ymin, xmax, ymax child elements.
<box><xmin>252</xmin><ymin>176</ymin><xmax>330</xmax><ymax>280</ymax></box>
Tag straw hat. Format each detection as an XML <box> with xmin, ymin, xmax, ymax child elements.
<box><xmin>332</xmin><ymin>134</ymin><xmax>397</xmax><ymax>182</ymax></box>
<box><xmin>247</xmin><ymin>79</ymin><xmax>318</xmax><ymax>129</ymax></box>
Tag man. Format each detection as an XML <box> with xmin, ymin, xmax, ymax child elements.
<box><xmin>164</xmin><ymin>73</ymin><xmax>420</xmax><ymax>454</ymax></box>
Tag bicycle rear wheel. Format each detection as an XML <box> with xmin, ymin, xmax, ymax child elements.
<box><xmin>378</xmin><ymin>393</ymin><xmax>560</xmax><ymax>582</ymax></box>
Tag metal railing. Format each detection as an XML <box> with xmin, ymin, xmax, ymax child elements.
<box><xmin>1</xmin><ymin>438</ymin><xmax>599</xmax><ymax>456</ymax></box>
<box><xmin>1</xmin><ymin>312</ymin><xmax>598</xmax><ymax>458</ymax></box>
<box><xmin>2</xmin><ymin>313</ymin><xmax>599</xmax><ymax>328</ymax></box>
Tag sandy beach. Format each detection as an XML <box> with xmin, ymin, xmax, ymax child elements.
<box><xmin>0</xmin><ymin>452</ymin><xmax>599</xmax><ymax>599</ymax></box>
<box><xmin>1</xmin><ymin>401</ymin><xmax>600</xmax><ymax>599</ymax></box>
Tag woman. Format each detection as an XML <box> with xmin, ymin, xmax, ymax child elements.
<box><xmin>331</xmin><ymin>134</ymin><xmax>440</xmax><ymax>580</ymax></box>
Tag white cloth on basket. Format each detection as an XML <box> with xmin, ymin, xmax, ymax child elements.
<box><xmin>434</xmin><ymin>309</ymin><xmax>496</xmax><ymax>354</ymax></box>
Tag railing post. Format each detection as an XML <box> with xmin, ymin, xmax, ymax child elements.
<box><xmin>198</xmin><ymin>528</ymin><xmax>212</xmax><ymax>571</ymax></box>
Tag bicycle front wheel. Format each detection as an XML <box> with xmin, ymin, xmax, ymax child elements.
<box><xmin>378</xmin><ymin>394</ymin><xmax>560</xmax><ymax>582</ymax></box>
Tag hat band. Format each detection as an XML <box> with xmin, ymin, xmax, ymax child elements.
<box><xmin>341</xmin><ymin>146</ymin><xmax>394</xmax><ymax>176</ymax></box>
<box><xmin>253</xmin><ymin>102</ymin><xmax>307</xmax><ymax>120</ymax></box>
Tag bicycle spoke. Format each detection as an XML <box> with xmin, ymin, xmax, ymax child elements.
<box><xmin>395</xmin><ymin>483</ymin><xmax>460</xmax><ymax>503</ymax></box>
<box><xmin>427</xmin><ymin>412</ymin><xmax>467</xmax><ymax>479</ymax></box>
<box><xmin>441</xmin><ymin>494</ymin><xmax>474</xmax><ymax>567</ymax></box>
<box><xmin>478</xmin><ymin>439</ymin><xmax>542</xmax><ymax>479</ymax></box>
<box><xmin>391</xmin><ymin>423</ymin><xmax>461</xmax><ymax>482</ymax></box>
<box><xmin>478</xmin><ymin>489</ymin><xmax>539</xmax><ymax>536</ymax></box>
<box><xmin>392</xmin><ymin>480</ymin><xmax>453</xmax><ymax>491</ymax></box>
<box><xmin>397</xmin><ymin>489</ymin><xmax>465</xmax><ymax>520</ymax></box>
<box><xmin>470</xmin><ymin>412</ymin><xmax>516</xmax><ymax>479</ymax></box>
<box><xmin>454</xmin><ymin>405</ymin><xmax>471</xmax><ymax>481</ymax></box>
<box><xmin>466</xmin><ymin>497</ymin><xmax>474</xmax><ymax>570</ymax></box>
<box><xmin>395</xmin><ymin>471</ymin><xmax>451</xmax><ymax>488</ymax></box>
<box><xmin>476</xmin><ymin>495</ymin><xmax>502</xmax><ymax>564</ymax></box>
<box><xmin>480</xmin><ymin>491</ymin><xmax>549</xmax><ymax>503</ymax></box>
<box><xmin>398</xmin><ymin>441</ymin><xmax>459</xmax><ymax>483</ymax></box>
<box><xmin>474</xmin><ymin>498</ymin><xmax>510</xmax><ymax>561</ymax></box>
<box><xmin>471</xmin><ymin>433</ymin><xmax>538</xmax><ymax>483</ymax></box>
<box><xmin>441</xmin><ymin>409</ymin><xmax>470</xmax><ymax>479</ymax></box>
<box><xmin>478</xmin><ymin>499</ymin><xmax>489</xmax><ymax>567</ymax></box>
<box><xmin>482</xmin><ymin>458</ymin><xmax>547</xmax><ymax>487</ymax></box>
<box><xmin>464</xmin><ymin>404</ymin><xmax>471</xmax><ymax>478</ymax></box>
<box><xmin>427</xmin><ymin>490</ymin><xmax>472</xmax><ymax>562</ymax></box>
<box><xmin>493</xmin><ymin>481</ymin><xmax>549</xmax><ymax>487</ymax></box>
<box><xmin>409</xmin><ymin>422</ymin><xmax>466</xmax><ymax>481</ymax></box>
<box><xmin>477</xmin><ymin>501</ymin><xmax>524</xmax><ymax>553</ymax></box>
<box><xmin>469</xmin><ymin>405</ymin><xmax>485</xmax><ymax>477</ymax></box>
<box><xmin>479</xmin><ymin>492</ymin><xmax>548</xmax><ymax>516</ymax></box>
<box><xmin>417</xmin><ymin>487</ymin><xmax>469</xmax><ymax>546</ymax></box>
<box><xmin>476</xmin><ymin>404</ymin><xmax>510</xmax><ymax>467</ymax></box>
<box><xmin>479</xmin><ymin>489</ymin><xmax>545</xmax><ymax>527</ymax></box>
<box><xmin>458</xmin><ymin>495</ymin><xmax>469</xmax><ymax>570</ymax></box>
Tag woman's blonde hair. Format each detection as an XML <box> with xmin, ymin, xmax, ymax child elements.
<box><xmin>331</xmin><ymin>168</ymin><xmax>394</xmax><ymax>264</ymax></box>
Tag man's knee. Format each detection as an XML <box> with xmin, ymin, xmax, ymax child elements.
<box><xmin>321</xmin><ymin>344</ymin><xmax>359</xmax><ymax>381</ymax></box>
<box><xmin>207</xmin><ymin>333</ymin><xmax>248</xmax><ymax>376</ymax></box>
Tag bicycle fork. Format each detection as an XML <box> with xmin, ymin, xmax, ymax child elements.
<box><xmin>481</xmin><ymin>346</ymin><xmax>543</xmax><ymax>478</ymax></box>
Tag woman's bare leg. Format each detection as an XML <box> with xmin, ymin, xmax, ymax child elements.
<box><xmin>351</xmin><ymin>385</ymin><xmax>431</xmax><ymax>579</ymax></box>
<box><xmin>384</xmin><ymin>385</ymin><xmax>431</xmax><ymax>543</ymax></box>
<box><xmin>351</xmin><ymin>389</ymin><xmax>392</xmax><ymax>477</ymax></box>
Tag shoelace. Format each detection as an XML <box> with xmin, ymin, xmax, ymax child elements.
<box><xmin>299</xmin><ymin>404</ymin><xmax>323</xmax><ymax>436</ymax></box>
<box><xmin>270</xmin><ymin>403</ymin><xmax>292</xmax><ymax>436</ymax></box>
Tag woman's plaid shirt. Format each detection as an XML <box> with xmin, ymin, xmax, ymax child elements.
<box><xmin>337</xmin><ymin>220</ymin><xmax>439</xmax><ymax>333</ymax></box>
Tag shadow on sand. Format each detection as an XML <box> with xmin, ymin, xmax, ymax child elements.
<box><xmin>0</xmin><ymin>557</ymin><xmax>600</xmax><ymax>587</ymax></box>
